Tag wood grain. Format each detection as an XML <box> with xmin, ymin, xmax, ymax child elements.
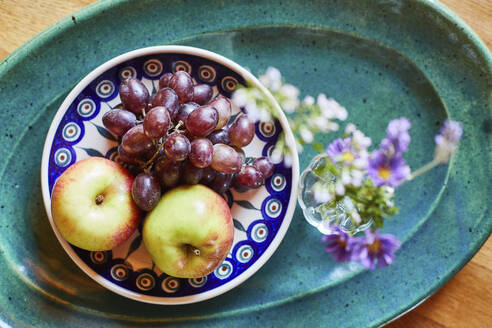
<box><xmin>0</xmin><ymin>0</ymin><xmax>490</xmax><ymax>327</ymax></box>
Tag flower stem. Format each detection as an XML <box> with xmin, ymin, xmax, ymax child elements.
<box><xmin>409</xmin><ymin>159</ymin><xmax>440</xmax><ymax>181</ymax></box>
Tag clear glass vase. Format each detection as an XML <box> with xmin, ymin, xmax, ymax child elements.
<box><xmin>298</xmin><ymin>154</ymin><xmax>373</xmax><ymax>235</ymax></box>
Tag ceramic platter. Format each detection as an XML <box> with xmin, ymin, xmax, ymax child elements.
<box><xmin>0</xmin><ymin>0</ymin><xmax>490</xmax><ymax>327</ymax></box>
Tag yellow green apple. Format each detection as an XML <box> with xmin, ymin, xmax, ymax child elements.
<box><xmin>51</xmin><ymin>157</ymin><xmax>141</xmax><ymax>251</ymax></box>
<box><xmin>143</xmin><ymin>184</ymin><xmax>234</xmax><ymax>278</ymax></box>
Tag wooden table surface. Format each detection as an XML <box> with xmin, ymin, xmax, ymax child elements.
<box><xmin>0</xmin><ymin>0</ymin><xmax>490</xmax><ymax>327</ymax></box>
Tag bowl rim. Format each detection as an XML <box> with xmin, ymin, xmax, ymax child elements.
<box><xmin>40</xmin><ymin>45</ymin><xmax>300</xmax><ymax>305</ymax></box>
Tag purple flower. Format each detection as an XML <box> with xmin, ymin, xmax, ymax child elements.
<box><xmin>367</xmin><ymin>150</ymin><xmax>410</xmax><ymax>187</ymax></box>
<box><xmin>326</xmin><ymin>138</ymin><xmax>352</xmax><ymax>162</ymax></box>
<box><xmin>381</xmin><ymin>117</ymin><xmax>411</xmax><ymax>154</ymax></box>
<box><xmin>322</xmin><ymin>227</ymin><xmax>355</xmax><ymax>262</ymax></box>
<box><xmin>352</xmin><ymin>229</ymin><xmax>400</xmax><ymax>269</ymax></box>
<box><xmin>434</xmin><ymin>119</ymin><xmax>463</xmax><ymax>163</ymax></box>
<box><xmin>326</xmin><ymin>137</ymin><xmax>357</xmax><ymax>164</ymax></box>
<box><xmin>436</xmin><ymin>119</ymin><xmax>462</xmax><ymax>143</ymax></box>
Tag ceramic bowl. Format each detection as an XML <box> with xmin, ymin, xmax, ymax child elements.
<box><xmin>40</xmin><ymin>46</ymin><xmax>299</xmax><ymax>304</ymax></box>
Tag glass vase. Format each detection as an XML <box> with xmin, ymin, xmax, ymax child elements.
<box><xmin>298</xmin><ymin>154</ymin><xmax>373</xmax><ymax>235</ymax></box>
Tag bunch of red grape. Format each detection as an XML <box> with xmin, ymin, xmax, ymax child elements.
<box><xmin>102</xmin><ymin>70</ymin><xmax>274</xmax><ymax>212</ymax></box>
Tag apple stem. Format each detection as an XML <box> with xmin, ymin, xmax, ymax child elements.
<box><xmin>95</xmin><ymin>194</ymin><xmax>104</xmax><ymax>205</ymax></box>
<box><xmin>193</xmin><ymin>248</ymin><xmax>201</xmax><ymax>256</ymax></box>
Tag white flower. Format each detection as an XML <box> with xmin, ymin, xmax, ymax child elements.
<box><xmin>245</xmin><ymin>100</ymin><xmax>260</xmax><ymax>122</ymax></box>
<box><xmin>341</xmin><ymin>169</ymin><xmax>351</xmax><ymax>185</ymax></box>
<box><xmin>351</xmin><ymin>169</ymin><xmax>364</xmax><ymax>186</ymax></box>
<box><xmin>270</xmin><ymin>147</ymin><xmax>283</xmax><ymax>163</ymax></box>
<box><xmin>259</xmin><ymin>109</ymin><xmax>272</xmax><ymax>122</ymax></box>
<box><xmin>280</xmin><ymin>84</ymin><xmax>300</xmax><ymax>99</ymax></box>
<box><xmin>302</xmin><ymin>95</ymin><xmax>315</xmax><ymax>106</ymax></box>
<box><xmin>313</xmin><ymin>117</ymin><xmax>329</xmax><ymax>131</ymax></box>
<box><xmin>335</xmin><ymin>181</ymin><xmax>345</xmax><ymax>195</ymax></box>
<box><xmin>281</xmin><ymin>99</ymin><xmax>299</xmax><ymax>113</ymax></box>
<box><xmin>300</xmin><ymin>128</ymin><xmax>314</xmax><ymax>143</ymax></box>
<box><xmin>317</xmin><ymin>94</ymin><xmax>348</xmax><ymax>121</ymax></box>
<box><xmin>345</xmin><ymin>123</ymin><xmax>357</xmax><ymax>134</ymax></box>
<box><xmin>313</xmin><ymin>185</ymin><xmax>332</xmax><ymax>203</ymax></box>
<box><xmin>352</xmin><ymin>130</ymin><xmax>371</xmax><ymax>149</ymax></box>
<box><xmin>296</xmin><ymin>140</ymin><xmax>304</xmax><ymax>153</ymax></box>
<box><xmin>259</xmin><ymin>67</ymin><xmax>282</xmax><ymax>91</ymax></box>
<box><xmin>231</xmin><ymin>89</ymin><xmax>248</xmax><ymax>108</ymax></box>
<box><xmin>353</xmin><ymin>157</ymin><xmax>368</xmax><ymax>170</ymax></box>
<box><xmin>350</xmin><ymin>211</ymin><xmax>362</xmax><ymax>224</ymax></box>
<box><xmin>279</xmin><ymin>84</ymin><xmax>300</xmax><ymax>113</ymax></box>
<box><xmin>327</xmin><ymin>122</ymin><xmax>339</xmax><ymax>131</ymax></box>
<box><xmin>283</xmin><ymin>153</ymin><xmax>293</xmax><ymax>167</ymax></box>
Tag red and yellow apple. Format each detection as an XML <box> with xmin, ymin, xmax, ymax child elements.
<box><xmin>143</xmin><ymin>184</ymin><xmax>234</xmax><ymax>278</ymax></box>
<box><xmin>51</xmin><ymin>157</ymin><xmax>141</xmax><ymax>251</ymax></box>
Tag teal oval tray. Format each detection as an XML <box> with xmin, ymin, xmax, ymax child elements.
<box><xmin>0</xmin><ymin>0</ymin><xmax>490</xmax><ymax>327</ymax></box>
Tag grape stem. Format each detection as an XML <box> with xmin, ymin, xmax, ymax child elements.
<box><xmin>172</xmin><ymin>120</ymin><xmax>184</xmax><ymax>134</ymax></box>
<box><xmin>139</xmin><ymin>121</ymin><xmax>185</xmax><ymax>172</ymax></box>
<box><xmin>141</xmin><ymin>108</ymin><xmax>146</xmax><ymax>118</ymax></box>
<box><xmin>143</xmin><ymin>141</ymin><xmax>165</xmax><ymax>169</ymax></box>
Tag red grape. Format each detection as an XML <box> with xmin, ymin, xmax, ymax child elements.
<box><xmin>175</xmin><ymin>102</ymin><xmax>199</xmax><ymax>124</ymax></box>
<box><xmin>236</xmin><ymin>165</ymin><xmax>264</xmax><ymax>189</ymax></box>
<box><xmin>151</xmin><ymin>88</ymin><xmax>179</xmax><ymax>121</ymax></box>
<box><xmin>117</xmin><ymin>144</ymin><xmax>138</xmax><ymax>165</ymax></box>
<box><xmin>155</xmin><ymin>157</ymin><xmax>182</xmax><ymax>188</ymax></box>
<box><xmin>210</xmin><ymin>172</ymin><xmax>233</xmax><ymax>195</ymax></box>
<box><xmin>119</xmin><ymin>78</ymin><xmax>149</xmax><ymax>115</ymax></box>
<box><xmin>168</xmin><ymin>71</ymin><xmax>194</xmax><ymax>103</ymax></box>
<box><xmin>208</xmin><ymin>96</ymin><xmax>231</xmax><ymax>130</ymax></box>
<box><xmin>232</xmin><ymin>174</ymin><xmax>249</xmax><ymax>192</ymax></box>
<box><xmin>126</xmin><ymin>164</ymin><xmax>145</xmax><ymax>177</ymax></box>
<box><xmin>253</xmin><ymin>157</ymin><xmax>274</xmax><ymax>178</ymax></box>
<box><xmin>164</xmin><ymin>132</ymin><xmax>190</xmax><ymax>161</ymax></box>
<box><xmin>102</xmin><ymin>109</ymin><xmax>136</xmax><ymax>136</ymax></box>
<box><xmin>181</xmin><ymin>162</ymin><xmax>204</xmax><ymax>185</ymax></box>
<box><xmin>189</xmin><ymin>138</ymin><xmax>213</xmax><ymax>168</ymax></box>
<box><xmin>186</xmin><ymin>105</ymin><xmax>218</xmax><ymax>137</ymax></box>
<box><xmin>200</xmin><ymin>166</ymin><xmax>216</xmax><ymax>185</ymax></box>
<box><xmin>121</xmin><ymin>125</ymin><xmax>154</xmax><ymax>156</ymax></box>
<box><xmin>211</xmin><ymin>144</ymin><xmax>242</xmax><ymax>174</ymax></box>
<box><xmin>192</xmin><ymin>84</ymin><xmax>213</xmax><ymax>105</ymax></box>
<box><xmin>228</xmin><ymin>114</ymin><xmax>254</xmax><ymax>147</ymax></box>
<box><xmin>159</xmin><ymin>72</ymin><xmax>173</xmax><ymax>89</ymax></box>
<box><xmin>143</xmin><ymin>106</ymin><xmax>170</xmax><ymax>139</ymax></box>
<box><xmin>131</xmin><ymin>173</ymin><xmax>161</xmax><ymax>211</ymax></box>
<box><xmin>208</xmin><ymin>128</ymin><xmax>230</xmax><ymax>145</ymax></box>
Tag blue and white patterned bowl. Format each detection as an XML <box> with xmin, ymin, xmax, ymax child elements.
<box><xmin>40</xmin><ymin>46</ymin><xmax>299</xmax><ymax>304</ymax></box>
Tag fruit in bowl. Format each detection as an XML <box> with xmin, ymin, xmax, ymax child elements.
<box><xmin>143</xmin><ymin>185</ymin><xmax>234</xmax><ymax>278</ymax></box>
<box><xmin>51</xmin><ymin>157</ymin><xmax>141</xmax><ymax>251</ymax></box>
<box><xmin>106</xmin><ymin>71</ymin><xmax>273</xmax><ymax>214</ymax></box>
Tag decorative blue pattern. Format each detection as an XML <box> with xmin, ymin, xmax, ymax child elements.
<box><xmin>47</xmin><ymin>53</ymin><xmax>293</xmax><ymax>299</ymax></box>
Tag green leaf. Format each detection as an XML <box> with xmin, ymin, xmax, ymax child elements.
<box><xmin>91</xmin><ymin>122</ymin><xmax>117</xmax><ymax>142</ymax></box>
<box><xmin>234</xmin><ymin>200</ymin><xmax>260</xmax><ymax>210</ymax></box>
<box><xmin>125</xmin><ymin>235</ymin><xmax>142</xmax><ymax>259</ymax></box>
<box><xmin>78</xmin><ymin>147</ymin><xmax>104</xmax><ymax>157</ymax></box>
<box><xmin>233</xmin><ymin>219</ymin><xmax>246</xmax><ymax>232</ymax></box>
<box><xmin>312</xmin><ymin>142</ymin><xmax>324</xmax><ymax>153</ymax></box>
